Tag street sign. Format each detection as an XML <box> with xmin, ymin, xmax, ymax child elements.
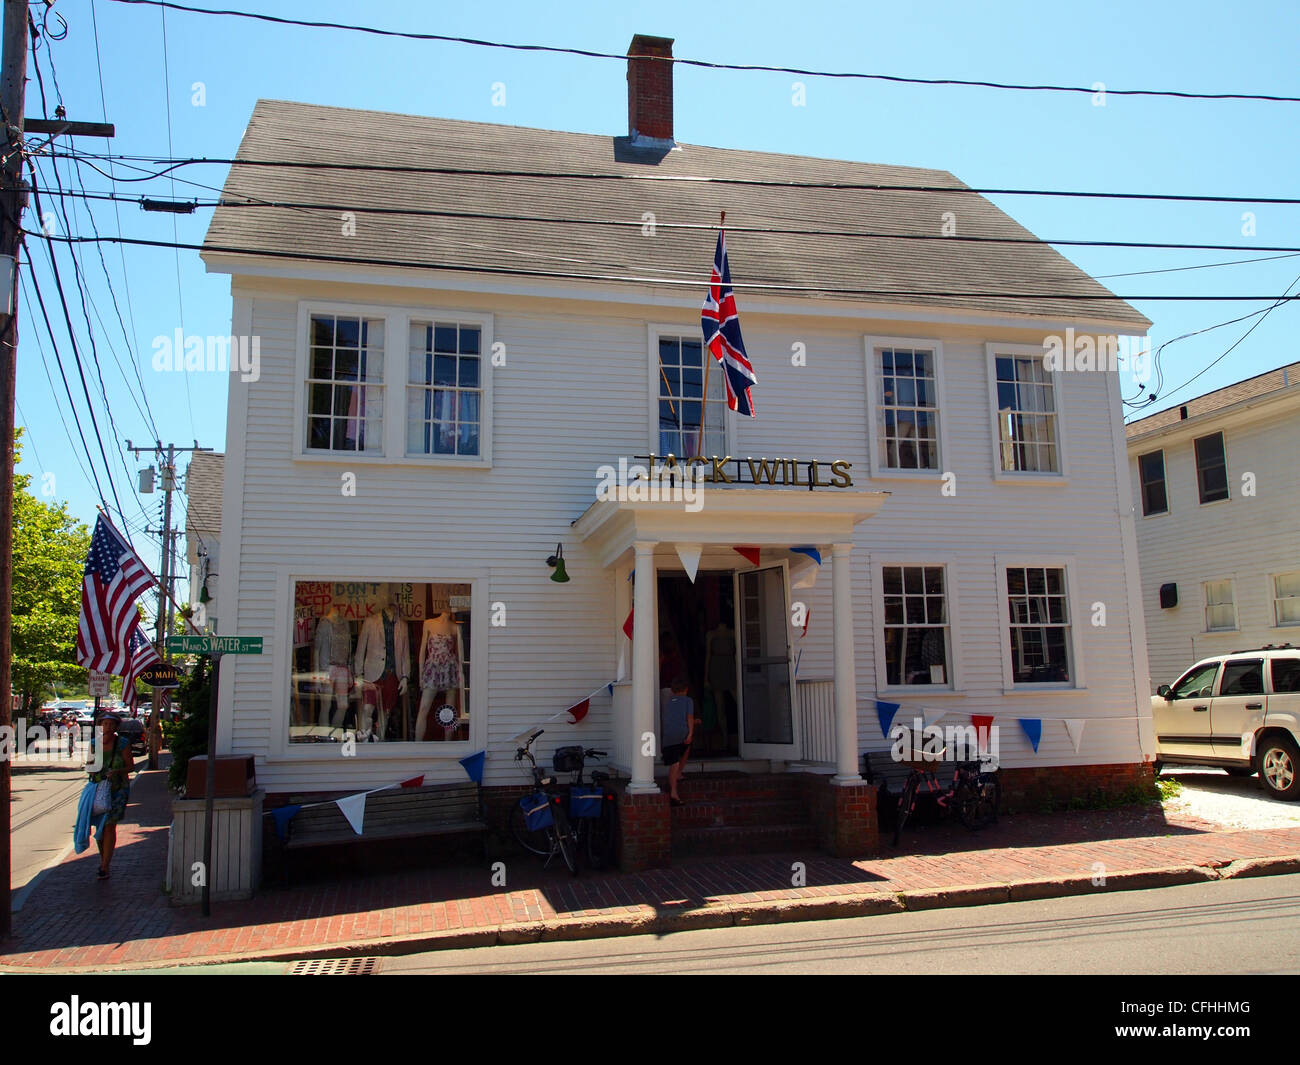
<box><xmin>166</xmin><ymin>635</ymin><xmax>264</xmax><ymax>655</ymax></box>
<box><xmin>88</xmin><ymin>671</ymin><xmax>110</xmax><ymax>698</ymax></box>
<box><xmin>138</xmin><ymin>662</ymin><xmax>182</xmax><ymax>689</ymax></box>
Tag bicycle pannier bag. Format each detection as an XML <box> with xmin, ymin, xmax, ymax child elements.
<box><xmin>552</xmin><ymin>745</ymin><xmax>584</xmax><ymax>773</ymax></box>
<box><xmin>569</xmin><ymin>785</ymin><xmax>604</xmax><ymax>819</ymax></box>
<box><xmin>520</xmin><ymin>792</ymin><xmax>554</xmax><ymax>831</ymax></box>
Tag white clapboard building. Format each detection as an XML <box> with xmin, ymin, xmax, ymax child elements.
<box><xmin>201</xmin><ymin>35</ymin><xmax>1155</xmax><ymax>866</ymax></box>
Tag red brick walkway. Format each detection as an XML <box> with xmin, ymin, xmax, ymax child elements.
<box><xmin>4</xmin><ymin>762</ymin><xmax>1300</xmax><ymax>970</ymax></box>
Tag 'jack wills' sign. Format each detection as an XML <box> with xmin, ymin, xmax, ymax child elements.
<box><xmin>636</xmin><ymin>455</ymin><xmax>853</xmax><ymax>489</ymax></box>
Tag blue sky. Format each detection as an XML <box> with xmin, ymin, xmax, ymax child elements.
<box><xmin>16</xmin><ymin>0</ymin><xmax>1299</xmax><ymax>607</ymax></box>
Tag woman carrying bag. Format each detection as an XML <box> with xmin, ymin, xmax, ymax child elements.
<box><xmin>86</xmin><ymin>715</ymin><xmax>133</xmax><ymax>880</ymax></box>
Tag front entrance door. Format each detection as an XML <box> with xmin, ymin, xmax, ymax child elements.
<box><xmin>737</xmin><ymin>564</ymin><xmax>800</xmax><ymax>760</ymax></box>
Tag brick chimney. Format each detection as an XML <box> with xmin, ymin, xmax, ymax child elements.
<box><xmin>627</xmin><ymin>34</ymin><xmax>674</xmax><ymax>144</ymax></box>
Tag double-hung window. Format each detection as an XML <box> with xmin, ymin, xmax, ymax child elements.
<box><xmin>1204</xmin><ymin>579</ymin><xmax>1236</xmax><ymax>632</ymax></box>
<box><xmin>656</xmin><ymin>333</ymin><xmax>725</xmax><ymax>457</ymax></box>
<box><xmin>1138</xmin><ymin>450</ymin><xmax>1168</xmax><ymax>515</ymax></box>
<box><xmin>991</xmin><ymin>349</ymin><xmax>1060</xmax><ymax>474</ymax></box>
<box><xmin>1194</xmin><ymin>431</ymin><xmax>1229</xmax><ymax>504</ymax></box>
<box><xmin>306</xmin><ymin>314</ymin><xmax>385</xmax><ymax>453</ymax></box>
<box><xmin>407</xmin><ymin>321</ymin><xmax>482</xmax><ymax>457</ymax></box>
<box><xmin>1005</xmin><ymin>566</ymin><xmax>1072</xmax><ymax>684</ymax></box>
<box><xmin>1275</xmin><ymin>572</ymin><xmax>1300</xmax><ymax>627</ymax></box>
<box><xmin>882</xmin><ymin>565</ymin><xmax>951</xmax><ymax>686</ymax></box>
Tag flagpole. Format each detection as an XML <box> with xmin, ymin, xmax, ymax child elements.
<box><xmin>696</xmin><ymin>212</ymin><xmax>724</xmax><ymax>460</ymax></box>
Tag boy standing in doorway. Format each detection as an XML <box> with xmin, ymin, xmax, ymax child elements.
<box><xmin>662</xmin><ymin>676</ymin><xmax>695</xmax><ymax>806</ymax></box>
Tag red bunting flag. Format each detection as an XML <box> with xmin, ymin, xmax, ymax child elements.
<box><xmin>733</xmin><ymin>546</ymin><xmax>761</xmax><ymax>566</ymax></box>
<box><xmin>622</xmin><ymin>608</ymin><xmax>634</xmax><ymax>640</ymax></box>
<box><xmin>399</xmin><ymin>775</ymin><xmax>425</xmax><ymax>789</ymax></box>
<box><xmin>971</xmin><ymin>715</ymin><xmax>995</xmax><ymax>751</ymax></box>
<box><xmin>566</xmin><ymin>698</ymin><xmax>590</xmax><ymax>724</ymax></box>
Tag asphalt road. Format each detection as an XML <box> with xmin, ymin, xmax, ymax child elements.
<box><xmin>378</xmin><ymin>873</ymin><xmax>1300</xmax><ymax>975</ymax></box>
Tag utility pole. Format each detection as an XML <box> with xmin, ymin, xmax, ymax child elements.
<box><xmin>127</xmin><ymin>441</ymin><xmax>212</xmax><ymax>768</ymax></box>
<box><xmin>0</xmin><ymin>0</ymin><xmax>29</xmax><ymax>944</ymax></box>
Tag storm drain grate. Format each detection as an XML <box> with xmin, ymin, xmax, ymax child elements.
<box><xmin>289</xmin><ymin>956</ymin><xmax>381</xmax><ymax>976</ymax></box>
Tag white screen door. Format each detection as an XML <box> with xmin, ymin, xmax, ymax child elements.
<box><xmin>737</xmin><ymin>564</ymin><xmax>800</xmax><ymax>759</ymax></box>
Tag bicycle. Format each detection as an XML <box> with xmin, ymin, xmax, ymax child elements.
<box><xmin>551</xmin><ymin>744</ymin><xmax>618</xmax><ymax>870</ymax></box>
<box><xmin>892</xmin><ymin>754</ymin><xmax>1000</xmax><ymax>846</ymax></box>
<box><xmin>507</xmin><ymin>729</ymin><xmax>579</xmax><ymax>874</ymax></box>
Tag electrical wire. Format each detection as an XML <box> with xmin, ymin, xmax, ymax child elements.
<box><xmin>103</xmin><ymin>0</ymin><xmax>1300</xmax><ymax>104</ymax></box>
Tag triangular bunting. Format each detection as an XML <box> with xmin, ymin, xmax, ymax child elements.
<box><xmin>733</xmin><ymin>546</ymin><xmax>761</xmax><ymax>567</ymax></box>
<box><xmin>399</xmin><ymin>775</ymin><xmax>425</xmax><ymax>789</ymax></box>
<box><xmin>790</xmin><ymin>546</ymin><xmax>822</xmax><ymax>566</ymax></box>
<box><xmin>971</xmin><ymin>715</ymin><xmax>995</xmax><ymax>752</ymax></box>
<box><xmin>458</xmin><ymin>750</ymin><xmax>486</xmax><ymax>784</ymax></box>
<box><xmin>801</xmin><ymin>607</ymin><xmax>811</xmax><ymax>638</ymax></box>
<box><xmin>923</xmin><ymin>707</ymin><xmax>948</xmax><ymax>730</ymax></box>
<box><xmin>675</xmin><ymin>543</ymin><xmax>703</xmax><ymax>584</ymax></box>
<box><xmin>622</xmin><ymin>608</ymin><xmax>634</xmax><ymax>640</ymax></box>
<box><xmin>567</xmin><ymin>698</ymin><xmax>590</xmax><ymax>724</ymax></box>
<box><xmin>791</xmin><ymin>563</ymin><xmax>819</xmax><ymax>590</ymax></box>
<box><xmin>1063</xmin><ymin>718</ymin><xmax>1086</xmax><ymax>753</ymax></box>
<box><xmin>876</xmin><ymin>700</ymin><xmax>901</xmax><ymax>737</ymax></box>
<box><xmin>336</xmin><ymin>792</ymin><xmax>367</xmax><ymax>835</ymax></box>
<box><xmin>1018</xmin><ymin>718</ymin><xmax>1042</xmax><ymax>753</ymax></box>
<box><xmin>607</xmin><ymin>682</ymin><xmax>614</xmax><ymax>696</ymax></box>
<box><xmin>271</xmin><ymin>805</ymin><xmax>301</xmax><ymax>843</ymax></box>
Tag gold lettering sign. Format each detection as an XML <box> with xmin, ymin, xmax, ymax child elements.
<box><xmin>642</xmin><ymin>455</ymin><xmax>853</xmax><ymax>489</ymax></box>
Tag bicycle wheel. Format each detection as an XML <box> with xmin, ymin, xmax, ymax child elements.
<box><xmin>893</xmin><ymin>772</ymin><xmax>919</xmax><ymax>846</ymax></box>
<box><xmin>551</xmin><ymin>809</ymin><xmax>578</xmax><ymax>875</ymax></box>
<box><xmin>508</xmin><ymin>799</ymin><xmax>551</xmax><ymax>857</ymax></box>
<box><xmin>957</xmin><ymin>775</ymin><xmax>999</xmax><ymax>829</ymax></box>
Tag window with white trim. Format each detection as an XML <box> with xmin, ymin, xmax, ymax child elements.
<box><xmin>994</xmin><ymin>354</ymin><xmax>1059</xmax><ymax>473</ymax></box>
<box><xmin>1274</xmin><ymin>572</ymin><xmax>1300</xmax><ymax>627</ymax></box>
<box><xmin>306</xmin><ymin>314</ymin><xmax>385</xmax><ymax>453</ymax></box>
<box><xmin>1204</xmin><ymin>579</ymin><xmax>1236</xmax><ymax>632</ymax></box>
<box><xmin>1006</xmin><ymin>566</ymin><xmax>1071</xmax><ymax>683</ymax></box>
<box><xmin>882</xmin><ymin>565</ymin><xmax>950</xmax><ymax>685</ymax></box>
<box><xmin>657</xmin><ymin>335</ymin><xmax>725</xmax><ymax>457</ymax></box>
<box><xmin>407</xmin><ymin>321</ymin><xmax>482</xmax><ymax>457</ymax></box>
<box><xmin>877</xmin><ymin>347</ymin><xmax>940</xmax><ymax>470</ymax></box>
<box><xmin>1194</xmin><ymin>431</ymin><xmax>1229</xmax><ymax>504</ymax></box>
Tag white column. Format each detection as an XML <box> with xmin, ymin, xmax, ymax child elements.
<box><xmin>831</xmin><ymin>541</ymin><xmax>864</xmax><ymax>785</ymax></box>
<box><xmin>628</xmin><ymin>540</ymin><xmax>660</xmax><ymax>793</ymax></box>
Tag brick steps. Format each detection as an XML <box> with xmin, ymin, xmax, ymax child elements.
<box><xmin>671</xmin><ymin>822</ymin><xmax>820</xmax><ymax>858</ymax></box>
<box><xmin>670</xmin><ymin>797</ymin><xmax>809</xmax><ymax>829</ymax></box>
<box><xmin>669</xmin><ymin>774</ymin><xmax>816</xmax><ymax>857</ymax></box>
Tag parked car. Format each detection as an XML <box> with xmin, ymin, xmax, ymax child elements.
<box><xmin>1152</xmin><ymin>644</ymin><xmax>1300</xmax><ymax>799</ymax></box>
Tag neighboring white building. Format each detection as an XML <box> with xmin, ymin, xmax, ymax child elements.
<box><xmin>1126</xmin><ymin>362</ymin><xmax>1300</xmax><ymax>691</ymax></box>
<box><xmin>184</xmin><ymin>451</ymin><xmax>224</xmax><ymax>633</ymax></box>
<box><xmin>201</xmin><ymin>36</ymin><xmax>1156</xmax><ymax>864</ymax></box>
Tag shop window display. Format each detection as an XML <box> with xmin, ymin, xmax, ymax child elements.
<box><xmin>290</xmin><ymin>581</ymin><xmax>471</xmax><ymax>744</ymax></box>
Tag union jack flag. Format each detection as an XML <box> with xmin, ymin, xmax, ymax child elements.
<box><xmin>701</xmin><ymin>230</ymin><xmax>757</xmax><ymax>418</ymax></box>
<box><xmin>120</xmin><ymin>621</ymin><xmax>161</xmax><ymax>711</ymax></box>
<box><xmin>76</xmin><ymin>516</ymin><xmax>155</xmax><ymax>676</ymax></box>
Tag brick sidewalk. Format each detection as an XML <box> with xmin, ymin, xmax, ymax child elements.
<box><xmin>4</xmin><ymin>760</ymin><xmax>1300</xmax><ymax>970</ymax></box>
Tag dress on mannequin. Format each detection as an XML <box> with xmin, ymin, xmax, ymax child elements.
<box><xmin>417</xmin><ymin>613</ymin><xmax>464</xmax><ymax>741</ymax></box>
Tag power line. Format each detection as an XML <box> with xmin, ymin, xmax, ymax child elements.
<box><xmin>49</xmin><ymin>183</ymin><xmax>1300</xmax><ymax>256</ymax></box>
<box><xmin>1092</xmin><ymin>252</ymin><xmax>1300</xmax><ymax>281</ymax></box>
<box><xmin>104</xmin><ymin>0</ymin><xmax>1300</xmax><ymax>104</ymax></box>
<box><xmin>50</xmin><ymin>149</ymin><xmax>1300</xmax><ymax>205</ymax></box>
<box><xmin>24</xmin><ymin>229</ymin><xmax>1300</xmax><ymax>306</ymax></box>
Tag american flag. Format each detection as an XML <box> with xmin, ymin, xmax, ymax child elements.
<box><xmin>76</xmin><ymin>516</ymin><xmax>155</xmax><ymax>675</ymax></box>
<box><xmin>120</xmin><ymin>621</ymin><xmax>161</xmax><ymax>711</ymax></box>
<box><xmin>701</xmin><ymin>230</ymin><xmax>757</xmax><ymax>418</ymax></box>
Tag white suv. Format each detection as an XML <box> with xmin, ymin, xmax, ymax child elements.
<box><xmin>1152</xmin><ymin>645</ymin><xmax>1300</xmax><ymax>800</ymax></box>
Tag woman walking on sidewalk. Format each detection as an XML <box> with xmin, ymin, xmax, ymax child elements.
<box><xmin>88</xmin><ymin>715</ymin><xmax>133</xmax><ymax>880</ymax></box>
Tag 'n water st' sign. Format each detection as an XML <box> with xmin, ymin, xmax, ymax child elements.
<box><xmin>166</xmin><ymin>635</ymin><xmax>264</xmax><ymax>655</ymax></box>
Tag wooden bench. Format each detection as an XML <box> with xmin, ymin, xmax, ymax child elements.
<box><xmin>267</xmin><ymin>781</ymin><xmax>487</xmax><ymax>881</ymax></box>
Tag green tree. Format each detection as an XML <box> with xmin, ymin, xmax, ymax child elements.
<box><xmin>11</xmin><ymin>432</ymin><xmax>91</xmax><ymax>719</ymax></box>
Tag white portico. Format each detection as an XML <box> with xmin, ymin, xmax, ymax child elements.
<box><xmin>573</xmin><ymin>486</ymin><xmax>888</xmax><ymax>793</ymax></box>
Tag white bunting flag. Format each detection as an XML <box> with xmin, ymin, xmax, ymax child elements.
<box><xmin>336</xmin><ymin>792</ymin><xmax>368</xmax><ymax>835</ymax></box>
<box><xmin>1063</xmin><ymin>718</ymin><xmax>1086</xmax><ymax>754</ymax></box>
<box><xmin>675</xmin><ymin>543</ymin><xmax>703</xmax><ymax>584</ymax></box>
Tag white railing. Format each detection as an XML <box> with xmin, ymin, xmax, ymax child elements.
<box><xmin>611</xmin><ymin>681</ymin><xmax>634</xmax><ymax>774</ymax></box>
<box><xmin>796</xmin><ymin>678</ymin><xmax>836</xmax><ymax>764</ymax></box>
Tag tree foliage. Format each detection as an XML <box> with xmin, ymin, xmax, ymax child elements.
<box><xmin>12</xmin><ymin>432</ymin><xmax>91</xmax><ymax>716</ymax></box>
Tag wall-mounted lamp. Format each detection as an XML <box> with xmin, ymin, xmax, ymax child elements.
<box><xmin>546</xmin><ymin>543</ymin><xmax>570</xmax><ymax>583</ymax></box>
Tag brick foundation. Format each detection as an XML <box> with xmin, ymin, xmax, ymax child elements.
<box><xmin>996</xmin><ymin>761</ymin><xmax>1155</xmax><ymax>811</ymax></box>
<box><xmin>800</xmin><ymin>776</ymin><xmax>879</xmax><ymax>858</ymax></box>
<box><xmin>615</xmin><ymin>788</ymin><xmax>671</xmax><ymax>872</ymax></box>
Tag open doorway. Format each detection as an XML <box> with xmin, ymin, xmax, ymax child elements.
<box><xmin>657</xmin><ymin>572</ymin><xmax>739</xmax><ymax>758</ymax></box>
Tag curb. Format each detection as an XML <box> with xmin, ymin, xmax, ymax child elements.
<box><xmin>5</xmin><ymin>854</ymin><xmax>1300</xmax><ymax>972</ymax></box>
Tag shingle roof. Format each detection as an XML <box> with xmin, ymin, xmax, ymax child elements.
<box><xmin>184</xmin><ymin>452</ymin><xmax>224</xmax><ymax>542</ymax></box>
<box><xmin>203</xmin><ymin>99</ymin><xmax>1149</xmax><ymax>328</ymax></box>
<box><xmin>1125</xmin><ymin>360</ymin><xmax>1300</xmax><ymax>438</ymax></box>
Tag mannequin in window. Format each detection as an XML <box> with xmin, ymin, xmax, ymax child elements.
<box><xmin>313</xmin><ymin>605</ymin><xmax>353</xmax><ymax>731</ymax></box>
<box><xmin>704</xmin><ymin>620</ymin><xmax>737</xmax><ymax>749</ymax></box>
<box><xmin>354</xmin><ymin>589</ymin><xmax>410</xmax><ymax>741</ymax></box>
<box><xmin>415</xmin><ymin>612</ymin><xmax>466</xmax><ymax>741</ymax></box>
